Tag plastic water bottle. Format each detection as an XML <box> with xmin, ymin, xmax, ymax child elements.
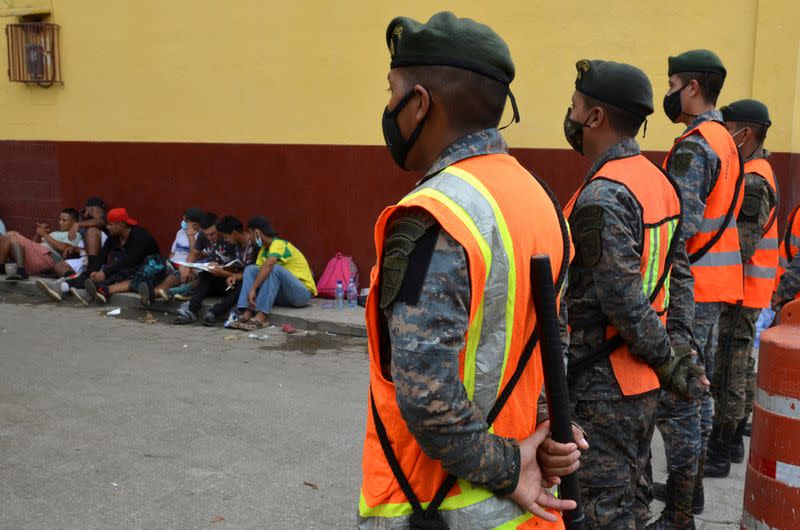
<box><xmin>335</xmin><ymin>280</ymin><xmax>344</xmax><ymax>310</ymax></box>
<box><xmin>347</xmin><ymin>277</ymin><xmax>357</xmax><ymax>308</ymax></box>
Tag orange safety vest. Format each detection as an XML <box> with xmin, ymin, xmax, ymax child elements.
<box><xmin>564</xmin><ymin>154</ymin><xmax>681</xmax><ymax>396</ymax></box>
<box><xmin>742</xmin><ymin>158</ymin><xmax>779</xmax><ymax>309</ymax></box>
<box><xmin>359</xmin><ymin>153</ymin><xmax>568</xmax><ymax>529</ymax></box>
<box><xmin>776</xmin><ymin>204</ymin><xmax>800</xmax><ymax>301</ymax></box>
<box><xmin>663</xmin><ymin>120</ymin><xmax>744</xmax><ymax>303</ymax></box>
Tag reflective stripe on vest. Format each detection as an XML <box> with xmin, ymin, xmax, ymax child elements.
<box><xmin>776</xmin><ymin>204</ymin><xmax>800</xmax><ymax>301</ymax></box>
<box><xmin>564</xmin><ymin>154</ymin><xmax>681</xmax><ymax>396</ymax></box>
<box><xmin>664</xmin><ymin>120</ymin><xmax>744</xmax><ymax>303</ymax></box>
<box><xmin>359</xmin><ymin>153</ymin><xmax>566</xmax><ymax>528</ymax></box>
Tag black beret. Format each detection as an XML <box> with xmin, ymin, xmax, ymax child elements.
<box><xmin>668</xmin><ymin>49</ymin><xmax>726</xmax><ymax>78</ymax></box>
<box><xmin>720</xmin><ymin>99</ymin><xmax>771</xmax><ymax>127</ymax></box>
<box><xmin>386</xmin><ymin>11</ymin><xmax>514</xmax><ymax>85</ymax></box>
<box><xmin>183</xmin><ymin>207</ymin><xmax>204</xmax><ymax>223</ymax></box>
<box><xmin>247</xmin><ymin>216</ymin><xmax>276</xmax><ymax>236</ymax></box>
<box><xmin>574</xmin><ymin>59</ymin><xmax>654</xmax><ymax>117</ymax></box>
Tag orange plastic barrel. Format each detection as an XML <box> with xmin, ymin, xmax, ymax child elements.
<box><xmin>741</xmin><ymin>300</ymin><xmax>800</xmax><ymax>529</ymax></box>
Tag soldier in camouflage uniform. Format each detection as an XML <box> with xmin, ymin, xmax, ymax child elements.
<box><xmin>704</xmin><ymin>100</ymin><xmax>776</xmax><ymax>477</ymax></box>
<box><xmin>653</xmin><ymin>49</ymin><xmax>738</xmax><ymax>529</ymax></box>
<box><xmin>773</xmin><ymin>215</ymin><xmax>800</xmax><ymax>305</ymax></box>
<box><xmin>560</xmin><ymin>59</ymin><xmax>702</xmax><ymax>530</ymax></box>
<box><xmin>775</xmin><ymin>253</ymin><xmax>800</xmax><ymax>302</ymax></box>
<box><xmin>357</xmin><ymin>12</ymin><xmax>581</xmax><ymax>528</ymax></box>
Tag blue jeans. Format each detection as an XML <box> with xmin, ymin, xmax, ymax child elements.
<box><xmin>237</xmin><ymin>264</ymin><xmax>311</xmax><ymax>315</ymax></box>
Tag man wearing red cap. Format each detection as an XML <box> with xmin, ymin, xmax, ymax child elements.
<box><xmin>82</xmin><ymin>207</ymin><xmax>160</xmax><ymax>304</ymax></box>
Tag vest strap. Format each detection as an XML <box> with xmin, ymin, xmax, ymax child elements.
<box><xmin>785</xmin><ymin>206</ymin><xmax>800</xmax><ymax>261</ymax></box>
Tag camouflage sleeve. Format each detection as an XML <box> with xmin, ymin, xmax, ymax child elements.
<box><xmin>666</xmin><ymin>230</ymin><xmax>695</xmax><ymax>349</ymax></box>
<box><xmin>667</xmin><ymin>139</ymin><xmax>721</xmax><ymax>243</ymax></box>
<box><xmin>575</xmin><ymin>180</ymin><xmax>671</xmax><ymax>367</ymax></box>
<box><xmin>737</xmin><ymin>173</ymin><xmax>776</xmax><ymax>263</ymax></box>
<box><xmin>387</xmin><ymin>228</ymin><xmax>520</xmax><ymax>494</ymax></box>
<box><xmin>777</xmin><ymin>250</ymin><xmax>800</xmax><ymax>301</ymax></box>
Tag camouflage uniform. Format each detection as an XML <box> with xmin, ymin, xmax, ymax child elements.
<box><xmin>565</xmin><ymin>138</ymin><xmax>694</xmax><ymax>529</ymax></box>
<box><xmin>776</xmin><ymin>236</ymin><xmax>800</xmax><ymax>301</ymax></box>
<box><xmin>381</xmin><ymin>128</ymin><xmax>523</xmax><ymax>494</ymax></box>
<box><xmin>656</xmin><ymin>109</ymin><xmax>726</xmax><ymax>519</ymax></box>
<box><xmin>713</xmin><ymin>150</ymin><xmax>776</xmax><ymax>426</ymax></box>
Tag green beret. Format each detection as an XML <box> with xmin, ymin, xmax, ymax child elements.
<box><xmin>668</xmin><ymin>49</ymin><xmax>726</xmax><ymax>78</ymax></box>
<box><xmin>386</xmin><ymin>11</ymin><xmax>514</xmax><ymax>85</ymax></box>
<box><xmin>720</xmin><ymin>99</ymin><xmax>771</xmax><ymax>127</ymax></box>
<box><xmin>574</xmin><ymin>59</ymin><xmax>654</xmax><ymax>117</ymax></box>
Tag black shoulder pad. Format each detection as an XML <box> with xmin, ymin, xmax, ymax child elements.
<box><xmin>572</xmin><ymin>205</ymin><xmax>605</xmax><ymax>267</ymax></box>
<box><xmin>380</xmin><ymin>208</ymin><xmax>440</xmax><ymax>310</ymax></box>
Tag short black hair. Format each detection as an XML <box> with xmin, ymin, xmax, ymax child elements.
<box><xmin>200</xmin><ymin>212</ymin><xmax>219</xmax><ymax>230</ymax></box>
<box><xmin>184</xmin><ymin>207</ymin><xmax>204</xmax><ymax>224</ymax></box>
<box><xmin>400</xmin><ymin>65</ymin><xmax>509</xmax><ymax>131</ymax></box>
<box><xmin>582</xmin><ymin>94</ymin><xmax>645</xmax><ymax>138</ymax></box>
<box><xmin>62</xmin><ymin>208</ymin><xmax>80</xmax><ymax>221</ymax></box>
<box><xmin>676</xmin><ymin>71</ymin><xmax>724</xmax><ymax>105</ymax></box>
<box><xmin>216</xmin><ymin>215</ymin><xmax>244</xmax><ymax>235</ymax></box>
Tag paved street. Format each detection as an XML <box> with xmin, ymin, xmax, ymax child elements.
<box><xmin>0</xmin><ymin>298</ymin><xmax>746</xmax><ymax>529</ymax></box>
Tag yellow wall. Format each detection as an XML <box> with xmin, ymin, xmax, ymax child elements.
<box><xmin>0</xmin><ymin>0</ymin><xmax>798</xmax><ymax>152</ymax></box>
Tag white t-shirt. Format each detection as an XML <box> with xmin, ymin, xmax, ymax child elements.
<box><xmin>41</xmin><ymin>231</ymin><xmax>82</xmax><ymax>263</ymax></box>
<box><xmin>170</xmin><ymin>229</ymin><xmax>193</xmax><ymax>263</ymax></box>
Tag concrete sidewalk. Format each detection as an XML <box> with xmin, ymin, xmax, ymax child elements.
<box><xmin>0</xmin><ymin>278</ymin><xmax>367</xmax><ymax>337</ymax></box>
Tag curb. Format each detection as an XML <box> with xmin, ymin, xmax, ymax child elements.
<box><xmin>0</xmin><ymin>279</ymin><xmax>367</xmax><ymax>337</ymax></box>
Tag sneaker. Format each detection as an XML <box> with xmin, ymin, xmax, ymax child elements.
<box><xmin>155</xmin><ymin>288</ymin><xmax>171</xmax><ymax>302</ymax></box>
<box><xmin>84</xmin><ymin>279</ymin><xmax>108</xmax><ymax>304</ymax></box>
<box><xmin>201</xmin><ymin>311</ymin><xmax>216</xmax><ymax>327</ymax></box>
<box><xmin>174</xmin><ymin>292</ymin><xmax>192</xmax><ymax>302</ymax></box>
<box><xmin>70</xmin><ymin>287</ymin><xmax>90</xmax><ymax>307</ymax></box>
<box><xmin>173</xmin><ymin>309</ymin><xmax>197</xmax><ymax>325</ymax></box>
<box><xmin>35</xmin><ymin>279</ymin><xmax>62</xmax><ymax>302</ymax></box>
<box><xmin>138</xmin><ymin>283</ymin><xmax>152</xmax><ymax>307</ymax></box>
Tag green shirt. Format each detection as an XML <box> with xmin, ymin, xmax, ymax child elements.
<box><xmin>256</xmin><ymin>238</ymin><xmax>317</xmax><ymax>296</ymax></box>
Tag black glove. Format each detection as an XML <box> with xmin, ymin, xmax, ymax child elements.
<box><xmin>654</xmin><ymin>344</ymin><xmax>705</xmax><ymax>400</ymax></box>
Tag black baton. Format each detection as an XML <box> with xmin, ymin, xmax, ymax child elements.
<box><xmin>530</xmin><ymin>255</ymin><xmax>586</xmax><ymax>530</ymax></box>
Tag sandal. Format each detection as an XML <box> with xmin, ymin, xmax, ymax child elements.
<box><xmin>237</xmin><ymin>319</ymin><xmax>268</xmax><ymax>331</ymax></box>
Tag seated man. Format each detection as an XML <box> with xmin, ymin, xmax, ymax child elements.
<box><xmin>153</xmin><ymin>211</ymin><xmax>222</xmax><ymax>302</ymax></box>
<box><xmin>170</xmin><ymin>207</ymin><xmax>204</xmax><ymax>264</ymax></box>
<box><xmin>174</xmin><ymin>215</ymin><xmax>258</xmax><ymax>326</ymax></box>
<box><xmin>1</xmin><ymin>208</ymin><xmax>83</xmax><ymax>281</ymax></box>
<box><xmin>72</xmin><ymin>197</ymin><xmax>108</xmax><ymax>276</ymax></box>
<box><xmin>234</xmin><ymin>217</ymin><xmax>316</xmax><ymax>331</ymax></box>
<box><xmin>146</xmin><ymin>207</ymin><xmax>204</xmax><ymax>302</ymax></box>
<box><xmin>82</xmin><ymin>208</ymin><xmax>160</xmax><ymax>304</ymax></box>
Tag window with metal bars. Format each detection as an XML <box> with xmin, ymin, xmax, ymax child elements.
<box><xmin>5</xmin><ymin>22</ymin><xmax>61</xmax><ymax>86</ymax></box>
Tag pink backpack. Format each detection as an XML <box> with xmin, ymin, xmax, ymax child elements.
<box><xmin>317</xmin><ymin>253</ymin><xmax>359</xmax><ymax>298</ymax></box>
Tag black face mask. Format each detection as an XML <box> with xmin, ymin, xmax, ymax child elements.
<box><xmin>381</xmin><ymin>88</ymin><xmax>428</xmax><ymax>170</ymax></box>
<box><xmin>663</xmin><ymin>84</ymin><xmax>690</xmax><ymax>123</ymax></box>
<box><xmin>563</xmin><ymin>107</ymin><xmax>591</xmax><ymax>155</ymax></box>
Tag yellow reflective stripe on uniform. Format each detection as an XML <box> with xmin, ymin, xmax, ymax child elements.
<box><xmin>643</xmin><ymin>227</ymin><xmax>658</xmax><ymax>297</ymax></box>
<box><xmin>400</xmin><ymin>187</ymin><xmax>490</xmax><ymax>399</ymax></box>
<box><xmin>358</xmin><ymin>480</ymin><xmax>496</xmax><ymax>518</ymax></box>
<box><xmin>444</xmin><ymin>165</ymin><xmax>517</xmax><ymax>394</ymax></box>
<box><xmin>492</xmin><ymin>512</ymin><xmax>534</xmax><ymax>529</ymax></box>
<box><xmin>663</xmin><ymin>219</ymin><xmax>677</xmax><ymax>308</ymax></box>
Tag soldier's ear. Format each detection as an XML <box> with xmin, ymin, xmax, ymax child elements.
<box><xmin>588</xmin><ymin>106</ymin><xmax>604</xmax><ymax>129</ymax></box>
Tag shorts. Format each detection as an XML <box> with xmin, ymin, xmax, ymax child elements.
<box><xmin>16</xmin><ymin>235</ymin><xmax>55</xmax><ymax>274</ymax></box>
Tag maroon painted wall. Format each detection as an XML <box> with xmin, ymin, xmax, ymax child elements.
<box><xmin>1</xmin><ymin>140</ymin><xmax>797</xmax><ymax>287</ymax></box>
